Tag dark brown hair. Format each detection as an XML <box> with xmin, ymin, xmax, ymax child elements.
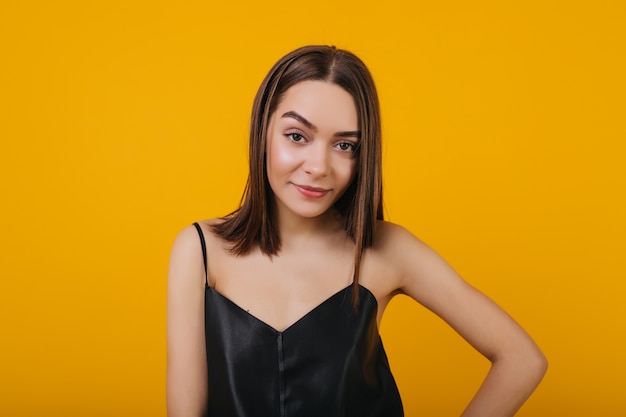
<box><xmin>212</xmin><ymin>45</ymin><xmax>383</xmax><ymax>305</ymax></box>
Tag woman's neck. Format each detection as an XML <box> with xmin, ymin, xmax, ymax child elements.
<box><xmin>274</xmin><ymin>205</ymin><xmax>345</xmax><ymax>249</ymax></box>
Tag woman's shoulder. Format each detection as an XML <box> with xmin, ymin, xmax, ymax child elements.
<box><xmin>373</xmin><ymin>220</ymin><xmax>427</xmax><ymax>253</ymax></box>
<box><xmin>358</xmin><ymin>220</ymin><xmax>433</xmax><ymax>306</ymax></box>
<box><xmin>172</xmin><ymin>218</ymin><xmax>223</xmax><ymax>245</ymax></box>
<box><xmin>170</xmin><ymin>218</ymin><xmax>231</xmax><ymax>263</ymax></box>
<box><xmin>193</xmin><ymin>217</ymin><xmax>224</xmax><ymax>235</ymax></box>
<box><xmin>360</xmin><ymin>221</ymin><xmax>414</xmax><ymax>279</ymax></box>
<box><xmin>371</xmin><ymin>220</ymin><xmax>469</xmax><ymax>300</ymax></box>
<box><xmin>170</xmin><ymin>218</ymin><xmax>233</xmax><ymax>287</ymax></box>
<box><xmin>367</xmin><ymin>220</ymin><xmax>438</xmax><ymax>278</ymax></box>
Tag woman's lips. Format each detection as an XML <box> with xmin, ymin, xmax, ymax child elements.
<box><xmin>293</xmin><ymin>184</ymin><xmax>330</xmax><ymax>198</ymax></box>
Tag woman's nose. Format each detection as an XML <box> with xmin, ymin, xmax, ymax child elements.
<box><xmin>303</xmin><ymin>144</ymin><xmax>330</xmax><ymax>177</ymax></box>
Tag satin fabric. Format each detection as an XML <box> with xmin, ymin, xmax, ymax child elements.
<box><xmin>204</xmin><ymin>283</ymin><xmax>404</xmax><ymax>417</ymax></box>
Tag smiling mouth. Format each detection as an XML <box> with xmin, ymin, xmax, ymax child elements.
<box><xmin>293</xmin><ymin>184</ymin><xmax>330</xmax><ymax>198</ymax></box>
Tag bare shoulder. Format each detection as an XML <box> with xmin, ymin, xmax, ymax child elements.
<box><xmin>168</xmin><ymin>219</ymin><xmax>225</xmax><ymax>286</ymax></box>
<box><xmin>370</xmin><ymin>220</ymin><xmax>436</xmax><ymax>274</ymax></box>
<box><xmin>193</xmin><ymin>218</ymin><xmax>225</xmax><ymax>240</ymax></box>
<box><xmin>168</xmin><ymin>223</ymin><xmax>206</xmax><ymax>289</ymax></box>
<box><xmin>359</xmin><ymin>221</ymin><xmax>425</xmax><ymax>297</ymax></box>
<box><xmin>369</xmin><ymin>220</ymin><xmax>464</xmax><ymax>301</ymax></box>
<box><xmin>374</xmin><ymin>220</ymin><xmax>425</xmax><ymax>251</ymax></box>
<box><xmin>170</xmin><ymin>219</ymin><xmax>220</xmax><ymax>257</ymax></box>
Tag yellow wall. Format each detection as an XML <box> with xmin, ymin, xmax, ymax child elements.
<box><xmin>1</xmin><ymin>1</ymin><xmax>624</xmax><ymax>415</ymax></box>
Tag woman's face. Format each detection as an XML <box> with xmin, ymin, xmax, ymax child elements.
<box><xmin>266</xmin><ymin>80</ymin><xmax>359</xmax><ymax>220</ymax></box>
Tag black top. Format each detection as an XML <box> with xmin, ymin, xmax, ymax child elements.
<box><xmin>193</xmin><ymin>222</ymin><xmax>403</xmax><ymax>417</ymax></box>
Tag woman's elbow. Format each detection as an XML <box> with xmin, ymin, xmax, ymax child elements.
<box><xmin>510</xmin><ymin>343</ymin><xmax>548</xmax><ymax>385</ymax></box>
<box><xmin>530</xmin><ymin>348</ymin><xmax>549</xmax><ymax>381</ymax></box>
<box><xmin>492</xmin><ymin>341</ymin><xmax>548</xmax><ymax>385</ymax></box>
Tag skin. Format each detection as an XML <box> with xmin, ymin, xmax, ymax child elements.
<box><xmin>166</xmin><ymin>80</ymin><xmax>548</xmax><ymax>416</ymax></box>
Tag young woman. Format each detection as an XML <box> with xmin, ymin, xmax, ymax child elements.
<box><xmin>166</xmin><ymin>45</ymin><xmax>547</xmax><ymax>417</ymax></box>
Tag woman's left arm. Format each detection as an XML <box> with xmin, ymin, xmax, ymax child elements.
<box><xmin>388</xmin><ymin>224</ymin><xmax>548</xmax><ymax>417</ymax></box>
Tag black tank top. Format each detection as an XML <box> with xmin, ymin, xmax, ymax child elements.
<box><xmin>193</xmin><ymin>222</ymin><xmax>403</xmax><ymax>417</ymax></box>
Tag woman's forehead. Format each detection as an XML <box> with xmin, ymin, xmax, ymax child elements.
<box><xmin>274</xmin><ymin>80</ymin><xmax>358</xmax><ymax>131</ymax></box>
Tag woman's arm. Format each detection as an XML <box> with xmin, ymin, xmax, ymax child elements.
<box><xmin>387</xmin><ymin>223</ymin><xmax>547</xmax><ymax>416</ymax></box>
<box><xmin>166</xmin><ymin>225</ymin><xmax>208</xmax><ymax>417</ymax></box>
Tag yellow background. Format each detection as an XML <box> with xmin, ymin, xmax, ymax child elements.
<box><xmin>1</xmin><ymin>1</ymin><xmax>624</xmax><ymax>415</ymax></box>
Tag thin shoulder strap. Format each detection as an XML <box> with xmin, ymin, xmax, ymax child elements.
<box><xmin>192</xmin><ymin>222</ymin><xmax>208</xmax><ymax>287</ymax></box>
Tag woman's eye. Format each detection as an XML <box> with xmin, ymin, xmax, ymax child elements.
<box><xmin>337</xmin><ymin>142</ymin><xmax>356</xmax><ymax>152</ymax></box>
<box><xmin>287</xmin><ymin>132</ymin><xmax>304</xmax><ymax>142</ymax></box>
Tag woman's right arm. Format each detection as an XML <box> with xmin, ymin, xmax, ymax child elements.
<box><xmin>166</xmin><ymin>225</ymin><xmax>208</xmax><ymax>416</ymax></box>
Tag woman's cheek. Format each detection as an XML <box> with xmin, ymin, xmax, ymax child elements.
<box><xmin>268</xmin><ymin>136</ymin><xmax>299</xmax><ymax>179</ymax></box>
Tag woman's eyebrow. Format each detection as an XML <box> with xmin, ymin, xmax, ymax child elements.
<box><xmin>282</xmin><ymin>111</ymin><xmax>317</xmax><ymax>131</ymax></box>
<box><xmin>335</xmin><ymin>130</ymin><xmax>361</xmax><ymax>139</ymax></box>
<box><xmin>281</xmin><ymin>111</ymin><xmax>361</xmax><ymax>139</ymax></box>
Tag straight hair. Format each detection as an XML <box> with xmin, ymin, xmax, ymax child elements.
<box><xmin>212</xmin><ymin>45</ymin><xmax>384</xmax><ymax>306</ymax></box>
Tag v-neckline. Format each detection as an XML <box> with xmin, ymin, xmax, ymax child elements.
<box><xmin>206</xmin><ymin>284</ymin><xmax>376</xmax><ymax>334</ymax></box>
